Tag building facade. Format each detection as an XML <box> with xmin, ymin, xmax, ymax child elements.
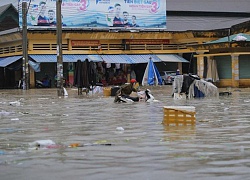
<box><xmin>0</xmin><ymin>1</ymin><xmax>250</xmax><ymax>88</ymax></box>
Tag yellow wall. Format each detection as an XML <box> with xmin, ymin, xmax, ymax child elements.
<box><xmin>216</xmin><ymin>79</ymin><xmax>232</xmax><ymax>87</ymax></box>
<box><xmin>216</xmin><ymin>79</ymin><xmax>250</xmax><ymax>88</ymax></box>
<box><xmin>239</xmin><ymin>79</ymin><xmax>250</xmax><ymax>88</ymax></box>
<box><xmin>1</xmin><ymin>30</ymin><xmax>250</xmax><ymax>88</ymax></box>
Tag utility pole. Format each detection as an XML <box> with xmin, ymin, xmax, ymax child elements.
<box><xmin>56</xmin><ymin>0</ymin><xmax>64</xmax><ymax>96</ymax></box>
<box><xmin>22</xmin><ymin>2</ymin><xmax>29</xmax><ymax>90</ymax></box>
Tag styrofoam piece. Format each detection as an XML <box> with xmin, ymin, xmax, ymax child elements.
<box><xmin>29</xmin><ymin>140</ymin><xmax>55</xmax><ymax>147</ymax></box>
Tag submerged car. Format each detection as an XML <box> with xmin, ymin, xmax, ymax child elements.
<box><xmin>160</xmin><ymin>71</ymin><xmax>176</xmax><ymax>85</ymax></box>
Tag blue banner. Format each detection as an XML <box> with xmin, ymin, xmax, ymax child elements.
<box><xmin>18</xmin><ymin>0</ymin><xmax>166</xmax><ymax>29</ymax></box>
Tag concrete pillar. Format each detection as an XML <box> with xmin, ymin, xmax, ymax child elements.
<box><xmin>231</xmin><ymin>55</ymin><xmax>239</xmax><ymax>88</ymax></box>
<box><xmin>29</xmin><ymin>68</ymin><xmax>35</xmax><ymax>88</ymax></box>
<box><xmin>68</xmin><ymin>39</ymin><xmax>72</xmax><ymax>51</ymax></box>
<box><xmin>196</xmin><ymin>52</ymin><xmax>204</xmax><ymax>79</ymax></box>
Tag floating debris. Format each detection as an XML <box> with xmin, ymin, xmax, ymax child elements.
<box><xmin>9</xmin><ymin>101</ymin><xmax>21</xmax><ymax>106</ymax></box>
<box><xmin>11</xmin><ymin>118</ymin><xmax>19</xmax><ymax>121</ymax></box>
<box><xmin>29</xmin><ymin>140</ymin><xmax>56</xmax><ymax>148</ymax></box>
<box><xmin>116</xmin><ymin>127</ymin><xmax>124</xmax><ymax>131</ymax></box>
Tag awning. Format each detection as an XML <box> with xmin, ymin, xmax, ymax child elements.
<box><xmin>28</xmin><ymin>54</ymin><xmax>189</xmax><ymax>64</ymax></box>
<box><xmin>100</xmin><ymin>55</ymin><xmax>133</xmax><ymax>64</ymax></box>
<box><xmin>156</xmin><ymin>54</ymin><xmax>189</xmax><ymax>63</ymax></box>
<box><xmin>0</xmin><ymin>56</ymin><xmax>22</xmax><ymax>67</ymax></box>
<box><xmin>127</xmin><ymin>54</ymin><xmax>162</xmax><ymax>64</ymax></box>
<box><xmin>29</xmin><ymin>55</ymin><xmax>102</xmax><ymax>63</ymax></box>
<box><xmin>99</xmin><ymin>54</ymin><xmax>162</xmax><ymax>64</ymax></box>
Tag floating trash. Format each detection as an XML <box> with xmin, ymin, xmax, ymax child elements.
<box><xmin>9</xmin><ymin>101</ymin><xmax>21</xmax><ymax>106</ymax></box>
<box><xmin>29</xmin><ymin>140</ymin><xmax>55</xmax><ymax>148</ymax></box>
<box><xmin>19</xmin><ymin>112</ymin><xmax>29</xmax><ymax>115</ymax></box>
<box><xmin>63</xmin><ymin>87</ymin><xmax>68</xmax><ymax>96</ymax></box>
<box><xmin>0</xmin><ymin>110</ymin><xmax>13</xmax><ymax>116</ymax></box>
<box><xmin>69</xmin><ymin>143</ymin><xmax>80</xmax><ymax>148</ymax></box>
<box><xmin>11</xmin><ymin>118</ymin><xmax>19</xmax><ymax>121</ymax></box>
<box><xmin>69</xmin><ymin>141</ymin><xmax>112</xmax><ymax>148</ymax></box>
<box><xmin>0</xmin><ymin>128</ymin><xmax>18</xmax><ymax>133</ymax></box>
<box><xmin>116</xmin><ymin>127</ymin><xmax>124</xmax><ymax>131</ymax></box>
<box><xmin>0</xmin><ymin>150</ymin><xmax>6</xmax><ymax>155</ymax></box>
<box><xmin>37</xmin><ymin>98</ymin><xmax>49</xmax><ymax>100</ymax></box>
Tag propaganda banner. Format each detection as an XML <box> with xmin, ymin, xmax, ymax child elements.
<box><xmin>18</xmin><ymin>0</ymin><xmax>166</xmax><ymax>29</ymax></box>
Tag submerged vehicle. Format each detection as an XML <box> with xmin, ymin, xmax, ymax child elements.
<box><xmin>160</xmin><ymin>71</ymin><xmax>176</xmax><ymax>85</ymax></box>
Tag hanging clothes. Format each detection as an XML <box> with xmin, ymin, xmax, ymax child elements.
<box><xmin>74</xmin><ymin>59</ymin><xmax>84</xmax><ymax>88</ymax></box>
<box><xmin>88</xmin><ymin>61</ymin><xmax>97</xmax><ymax>87</ymax></box>
<box><xmin>82</xmin><ymin>58</ymin><xmax>90</xmax><ymax>89</ymax></box>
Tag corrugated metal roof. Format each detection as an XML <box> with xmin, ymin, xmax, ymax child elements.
<box><xmin>167</xmin><ymin>16</ymin><xmax>250</xmax><ymax>31</ymax></box>
<box><xmin>29</xmin><ymin>54</ymin><xmax>189</xmax><ymax>63</ymax></box>
<box><xmin>127</xmin><ymin>55</ymin><xmax>161</xmax><ymax>64</ymax></box>
<box><xmin>29</xmin><ymin>55</ymin><xmax>54</xmax><ymax>63</ymax></box>
<box><xmin>70</xmin><ymin>55</ymin><xmax>89</xmax><ymax>62</ymax></box>
<box><xmin>166</xmin><ymin>0</ymin><xmax>250</xmax><ymax>13</ymax></box>
<box><xmin>29</xmin><ymin>55</ymin><xmax>101</xmax><ymax>62</ymax></box>
<box><xmin>0</xmin><ymin>4</ymin><xmax>11</xmax><ymax>16</ymax></box>
<box><xmin>87</xmin><ymin>54</ymin><xmax>103</xmax><ymax>62</ymax></box>
<box><xmin>206</xmin><ymin>33</ymin><xmax>250</xmax><ymax>44</ymax></box>
<box><xmin>0</xmin><ymin>55</ymin><xmax>22</xmax><ymax>67</ymax></box>
<box><xmin>100</xmin><ymin>55</ymin><xmax>132</xmax><ymax>64</ymax></box>
<box><xmin>139</xmin><ymin>54</ymin><xmax>162</xmax><ymax>63</ymax></box>
<box><xmin>156</xmin><ymin>54</ymin><xmax>189</xmax><ymax>63</ymax></box>
<box><xmin>125</xmin><ymin>55</ymin><xmax>148</xmax><ymax>64</ymax></box>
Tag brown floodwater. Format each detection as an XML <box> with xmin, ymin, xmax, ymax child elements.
<box><xmin>0</xmin><ymin>86</ymin><xmax>250</xmax><ymax>180</ymax></box>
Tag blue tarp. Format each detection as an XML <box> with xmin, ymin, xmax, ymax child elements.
<box><xmin>28</xmin><ymin>60</ymin><xmax>40</xmax><ymax>72</ymax></box>
<box><xmin>142</xmin><ymin>59</ymin><xmax>163</xmax><ymax>86</ymax></box>
<box><xmin>148</xmin><ymin>59</ymin><xmax>163</xmax><ymax>85</ymax></box>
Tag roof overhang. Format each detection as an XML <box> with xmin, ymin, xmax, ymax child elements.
<box><xmin>156</xmin><ymin>54</ymin><xmax>189</xmax><ymax>63</ymax></box>
<box><xmin>194</xmin><ymin>52</ymin><xmax>250</xmax><ymax>57</ymax></box>
<box><xmin>29</xmin><ymin>54</ymin><xmax>189</xmax><ymax>64</ymax></box>
<box><xmin>0</xmin><ymin>55</ymin><xmax>22</xmax><ymax>67</ymax></box>
<box><xmin>29</xmin><ymin>54</ymin><xmax>100</xmax><ymax>63</ymax></box>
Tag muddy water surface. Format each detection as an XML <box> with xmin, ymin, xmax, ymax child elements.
<box><xmin>0</xmin><ymin>86</ymin><xmax>250</xmax><ymax>180</ymax></box>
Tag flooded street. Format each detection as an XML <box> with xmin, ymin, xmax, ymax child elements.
<box><xmin>0</xmin><ymin>86</ymin><xmax>250</xmax><ymax>180</ymax></box>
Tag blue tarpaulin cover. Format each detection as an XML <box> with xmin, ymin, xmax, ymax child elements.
<box><xmin>142</xmin><ymin>59</ymin><xmax>163</xmax><ymax>86</ymax></box>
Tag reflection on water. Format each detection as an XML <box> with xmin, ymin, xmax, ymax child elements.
<box><xmin>0</xmin><ymin>87</ymin><xmax>250</xmax><ymax>180</ymax></box>
<box><xmin>161</xmin><ymin>125</ymin><xmax>196</xmax><ymax>142</ymax></box>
